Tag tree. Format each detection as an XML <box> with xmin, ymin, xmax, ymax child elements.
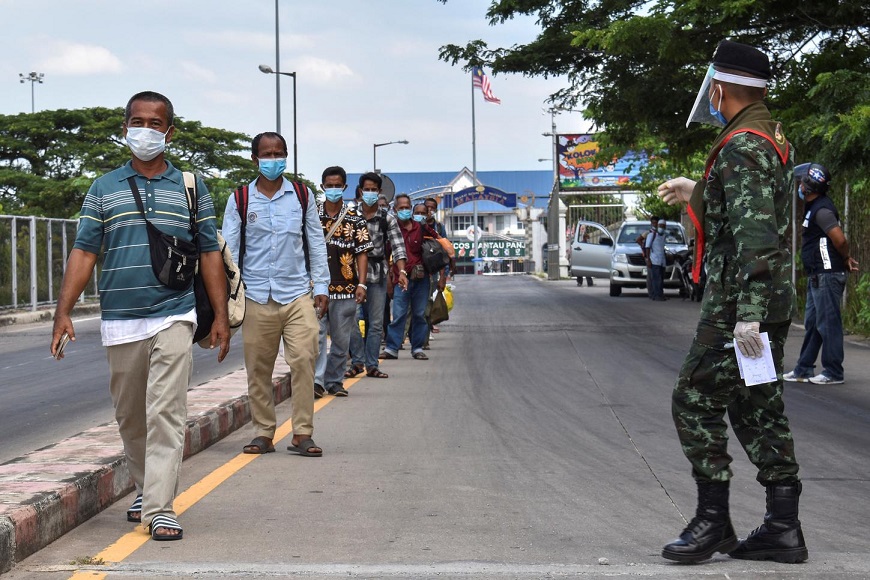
<box><xmin>0</xmin><ymin>108</ymin><xmax>253</xmax><ymax>222</ymax></box>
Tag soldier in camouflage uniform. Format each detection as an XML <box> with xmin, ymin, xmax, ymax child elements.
<box><xmin>657</xmin><ymin>40</ymin><xmax>808</xmax><ymax>564</ymax></box>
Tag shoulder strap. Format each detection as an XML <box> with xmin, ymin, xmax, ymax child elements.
<box><xmin>182</xmin><ymin>172</ymin><xmax>197</xmax><ymax>236</ymax></box>
<box><xmin>290</xmin><ymin>181</ymin><xmax>310</xmax><ymax>273</ymax></box>
<box><xmin>324</xmin><ymin>205</ymin><xmax>349</xmax><ymax>242</ymax></box>
<box><xmin>234</xmin><ymin>185</ymin><xmax>249</xmax><ymax>274</ymax></box>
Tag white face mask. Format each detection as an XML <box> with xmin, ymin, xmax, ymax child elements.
<box><xmin>125</xmin><ymin>127</ymin><xmax>168</xmax><ymax>161</ymax></box>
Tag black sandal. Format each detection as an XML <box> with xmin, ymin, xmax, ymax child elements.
<box><xmin>242</xmin><ymin>436</ymin><xmax>275</xmax><ymax>454</ymax></box>
<box><xmin>126</xmin><ymin>494</ymin><xmax>143</xmax><ymax>523</ymax></box>
<box><xmin>344</xmin><ymin>364</ymin><xmax>365</xmax><ymax>378</ymax></box>
<box><xmin>366</xmin><ymin>367</ymin><xmax>389</xmax><ymax>378</ymax></box>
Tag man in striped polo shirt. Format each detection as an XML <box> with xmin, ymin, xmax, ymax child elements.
<box><xmin>51</xmin><ymin>91</ymin><xmax>230</xmax><ymax>541</ymax></box>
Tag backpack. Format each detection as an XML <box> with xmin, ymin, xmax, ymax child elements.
<box><xmin>180</xmin><ymin>172</ymin><xmax>245</xmax><ymax>347</ymax></box>
<box><xmin>234</xmin><ymin>181</ymin><xmax>310</xmax><ymax>275</ymax></box>
<box><xmin>421</xmin><ymin>226</ymin><xmax>450</xmax><ymax>274</ymax></box>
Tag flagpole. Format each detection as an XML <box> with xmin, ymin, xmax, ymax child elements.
<box><xmin>471</xmin><ymin>71</ymin><xmax>479</xmax><ymax>274</ymax></box>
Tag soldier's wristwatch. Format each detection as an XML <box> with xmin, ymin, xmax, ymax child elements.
<box><xmin>400</xmin><ymin>269</ymin><xmax>408</xmax><ymax>276</ymax></box>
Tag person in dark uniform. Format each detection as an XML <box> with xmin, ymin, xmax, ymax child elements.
<box><xmin>784</xmin><ymin>164</ymin><xmax>859</xmax><ymax>385</ymax></box>
<box><xmin>657</xmin><ymin>40</ymin><xmax>807</xmax><ymax>564</ymax></box>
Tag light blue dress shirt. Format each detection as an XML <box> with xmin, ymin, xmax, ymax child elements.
<box><xmin>222</xmin><ymin>178</ymin><xmax>329</xmax><ymax>304</ymax></box>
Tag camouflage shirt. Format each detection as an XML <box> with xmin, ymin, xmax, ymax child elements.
<box><xmin>699</xmin><ymin>132</ymin><xmax>796</xmax><ymax>325</ymax></box>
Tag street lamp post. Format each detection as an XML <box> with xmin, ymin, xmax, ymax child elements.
<box><xmin>19</xmin><ymin>72</ymin><xmax>44</xmax><ymax>113</ymax></box>
<box><xmin>258</xmin><ymin>65</ymin><xmax>298</xmax><ymax>175</ymax></box>
<box><xmin>372</xmin><ymin>140</ymin><xmax>409</xmax><ymax>173</ymax></box>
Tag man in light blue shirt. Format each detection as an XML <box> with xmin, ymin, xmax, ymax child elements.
<box><xmin>645</xmin><ymin>217</ymin><xmax>668</xmax><ymax>301</ymax></box>
<box><xmin>222</xmin><ymin>132</ymin><xmax>329</xmax><ymax>457</ymax></box>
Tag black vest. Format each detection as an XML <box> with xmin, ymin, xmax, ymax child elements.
<box><xmin>800</xmin><ymin>195</ymin><xmax>846</xmax><ymax>275</ymax></box>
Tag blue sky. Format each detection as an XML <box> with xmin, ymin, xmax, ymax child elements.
<box><xmin>0</xmin><ymin>0</ymin><xmax>591</xmax><ymax>180</ymax></box>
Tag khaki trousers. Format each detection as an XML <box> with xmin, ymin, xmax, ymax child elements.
<box><xmin>243</xmin><ymin>295</ymin><xmax>318</xmax><ymax>439</ymax></box>
<box><xmin>106</xmin><ymin>321</ymin><xmax>193</xmax><ymax>526</ymax></box>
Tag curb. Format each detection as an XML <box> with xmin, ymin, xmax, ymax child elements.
<box><xmin>0</xmin><ymin>359</ymin><xmax>291</xmax><ymax>574</ymax></box>
<box><xmin>0</xmin><ymin>303</ymin><xmax>102</xmax><ymax>328</ymax></box>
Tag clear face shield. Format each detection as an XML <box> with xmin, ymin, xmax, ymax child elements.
<box><xmin>686</xmin><ymin>65</ymin><xmax>769</xmax><ymax>128</ymax></box>
<box><xmin>686</xmin><ymin>65</ymin><xmax>723</xmax><ymax>128</ymax></box>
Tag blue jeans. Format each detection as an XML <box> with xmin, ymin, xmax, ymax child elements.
<box><xmin>650</xmin><ymin>264</ymin><xmax>665</xmax><ymax>299</ymax></box>
<box><xmin>792</xmin><ymin>272</ymin><xmax>846</xmax><ymax>381</ymax></box>
<box><xmin>385</xmin><ymin>278</ymin><xmax>429</xmax><ymax>355</ymax></box>
<box><xmin>348</xmin><ymin>277</ymin><xmax>387</xmax><ymax>370</ymax></box>
<box><xmin>314</xmin><ymin>297</ymin><xmax>358</xmax><ymax>391</ymax></box>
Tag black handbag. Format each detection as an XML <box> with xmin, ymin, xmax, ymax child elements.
<box><xmin>127</xmin><ymin>176</ymin><xmax>198</xmax><ymax>291</ymax></box>
<box><xmin>421</xmin><ymin>237</ymin><xmax>449</xmax><ymax>274</ymax></box>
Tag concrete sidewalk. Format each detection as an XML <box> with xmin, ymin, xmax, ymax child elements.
<box><xmin>0</xmin><ymin>350</ymin><xmax>290</xmax><ymax>574</ymax></box>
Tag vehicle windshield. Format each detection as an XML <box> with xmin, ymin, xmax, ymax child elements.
<box><xmin>617</xmin><ymin>223</ymin><xmax>686</xmax><ymax>245</ymax></box>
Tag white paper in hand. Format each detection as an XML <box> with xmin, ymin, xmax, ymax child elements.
<box><xmin>734</xmin><ymin>332</ymin><xmax>777</xmax><ymax>386</ymax></box>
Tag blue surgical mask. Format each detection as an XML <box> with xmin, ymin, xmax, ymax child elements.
<box><xmin>258</xmin><ymin>158</ymin><xmax>286</xmax><ymax>181</ymax></box>
<box><xmin>657</xmin><ymin>227</ymin><xmax>665</xmax><ymax>235</ymax></box>
<box><xmin>413</xmin><ymin>214</ymin><xmax>426</xmax><ymax>223</ymax></box>
<box><xmin>362</xmin><ymin>193</ymin><xmax>379</xmax><ymax>207</ymax></box>
<box><xmin>798</xmin><ymin>185</ymin><xmax>805</xmax><ymax>200</ymax></box>
<box><xmin>324</xmin><ymin>188</ymin><xmax>344</xmax><ymax>202</ymax></box>
<box><xmin>708</xmin><ymin>86</ymin><xmax>728</xmax><ymax>125</ymax></box>
<box><xmin>397</xmin><ymin>209</ymin><xmax>412</xmax><ymax>221</ymax></box>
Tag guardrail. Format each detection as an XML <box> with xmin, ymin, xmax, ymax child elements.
<box><xmin>0</xmin><ymin>215</ymin><xmax>99</xmax><ymax>311</ymax></box>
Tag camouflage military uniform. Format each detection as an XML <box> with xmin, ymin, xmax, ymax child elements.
<box><xmin>673</xmin><ymin>103</ymin><xmax>799</xmax><ymax>484</ymax></box>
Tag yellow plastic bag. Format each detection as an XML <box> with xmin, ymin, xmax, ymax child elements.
<box><xmin>358</xmin><ymin>319</ymin><xmax>366</xmax><ymax>338</ymax></box>
<box><xmin>443</xmin><ymin>286</ymin><xmax>454</xmax><ymax>312</ymax></box>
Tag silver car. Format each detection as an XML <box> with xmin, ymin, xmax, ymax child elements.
<box><xmin>569</xmin><ymin>219</ymin><xmax>689</xmax><ymax>297</ymax></box>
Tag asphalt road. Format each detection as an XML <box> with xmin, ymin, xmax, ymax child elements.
<box><xmin>8</xmin><ymin>275</ymin><xmax>870</xmax><ymax>579</ymax></box>
<box><xmin>0</xmin><ymin>314</ymin><xmax>245</xmax><ymax>464</ymax></box>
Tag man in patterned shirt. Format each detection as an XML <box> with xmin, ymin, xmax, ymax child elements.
<box><xmin>315</xmin><ymin>166</ymin><xmax>373</xmax><ymax>397</ymax></box>
<box><xmin>347</xmin><ymin>172</ymin><xmax>408</xmax><ymax>379</ymax></box>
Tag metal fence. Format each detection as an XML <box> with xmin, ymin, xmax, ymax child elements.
<box><xmin>0</xmin><ymin>215</ymin><xmax>99</xmax><ymax>311</ymax></box>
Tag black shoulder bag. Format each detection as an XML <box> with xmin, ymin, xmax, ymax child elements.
<box><xmin>127</xmin><ymin>176</ymin><xmax>198</xmax><ymax>291</ymax></box>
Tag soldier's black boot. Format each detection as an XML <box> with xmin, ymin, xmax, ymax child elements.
<box><xmin>730</xmin><ymin>482</ymin><xmax>808</xmax><ymax>563</ymax></box>
<box><xmin>662</xmin><ymin>481</ymin><xmax>739</xmax><ymax>562</ymax></box>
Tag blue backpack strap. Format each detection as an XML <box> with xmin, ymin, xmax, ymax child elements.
<box><xmin>234</xmin><ymin>185</ymin><xmax>248</xmax><ymax>274</ymax></box>
<box><xmin>290</xmin><ymin>181</ymin><xmax>311</xmax><ymax>273</ymax></box>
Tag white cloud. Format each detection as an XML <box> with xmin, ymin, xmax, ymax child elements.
<box><xmin>179</xmin><ymin>61</ymin><xmax>218</xmax><ymax>84</ymax></box>
<box><xmin>36</xmin><ymin>41</ymin><xmax>123</xmax><ymax>76</ymax></box>
<box><xmin>293</xmin><ymin>56</ymin><xmax>354</xmax><ymax>86</ymax></box>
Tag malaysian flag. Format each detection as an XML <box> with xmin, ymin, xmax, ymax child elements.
<box><xmin>472</xmin><ymin>66</ymin><xmax>501</xmax><ymax>104</ymax></box>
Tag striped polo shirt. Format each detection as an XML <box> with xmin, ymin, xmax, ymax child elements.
<box><xmin>74</xmin><ymin>161</ymin><xmax>219</xmax><ymax>320</ymax></box>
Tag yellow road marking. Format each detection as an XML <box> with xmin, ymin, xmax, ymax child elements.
<box><xmin>67</xmin><ymin>377</ymin><xmax>361</xmax><ymax>579</ymax></box>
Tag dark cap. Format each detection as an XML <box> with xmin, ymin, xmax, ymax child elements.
<box><xmin>712</xmin><ymin>40</ymin><xmax>771</xmax><ymax>80</ymax></box>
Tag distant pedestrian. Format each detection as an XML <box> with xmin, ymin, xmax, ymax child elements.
<box><xmin>784</xmin><ymin>164</ymin><xmax>859</xmax><ymax>385</ymax></box>
<box><xmin>314</xmin><ymin>166</ymin><xmax>372</xmax><ymax>397</ymax></box>
<box><xmin>223</xmin><ymin>132</ymin><xmax>329</xmax><ymax>459</ymax></box>
<box><xmin>646</xmin><ymin>218</ymin><xmax>667</xmax><ymax>300</ymax></box>
<box><xmin>576</xmin><ymin>227</ymin><xmax>594</xmax><ymax>287</ymax></box>
<box><xmin>658</xmin><ymin>40</ymin><xmax>806</xmax><ymax>564</ymax></box>
<box><xmin>381</xmin><ymin>195</ymin><xmax>443</xmax><ymax>361</ymax></box>
<box><xmin>51</xmin><ymin>91</ymin><xmax>230</xmax><ymax>541</ymax></box>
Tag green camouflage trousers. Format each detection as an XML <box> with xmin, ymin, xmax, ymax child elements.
<box><xmin>672</xmin><ymin>319</ymin><xmax>800</xmax><ymax>484</ymax></box>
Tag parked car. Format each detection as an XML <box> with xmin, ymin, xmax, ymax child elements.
<box><xmin>569</xmin><ymin>219</ymin><xmax>689</xmax><ymax>297</ymax></box>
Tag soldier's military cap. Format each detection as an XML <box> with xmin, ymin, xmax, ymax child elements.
<box><xmin>712</xmin><ymin>40</ymin><xmax>771</xmax><ymax>80</ymax></box>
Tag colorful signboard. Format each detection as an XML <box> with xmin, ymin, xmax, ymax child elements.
<box><xmin>444</xmin><ymin>185</ymin><xmax>517</xmax><ymax>209</ymax></box>
<box><xmin>557</xmin><ymin>134</ymin><xmax>643</xmax><ymax>191</ymax></box>
<box><xmin>452</xmin><ymin>239</ymin><xmax>525</xmax><ymax>259</ymax></box>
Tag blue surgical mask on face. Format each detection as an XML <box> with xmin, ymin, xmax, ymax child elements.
<box><xmin>708</xmin><ymin>85</ymin><xmax>728</xmax><ymax>125</ymax></box>
<box><xmin>324</xmin><ymin>188</ymin><xmax>344</xmax><ymax>202</ymax></box>
<box><xmin>413</xmin><ymin>214</ymin><xmax>426</xmax><ymax>223</ymax></box>
<box><xmin>658</xmin><ymin>227</ymin><xmax>666</xmax><ymax>235</ymax></box>
<box><xmin>798</xmin><ymin>185</ymin><xmax>805</xmax><ymax>200</ymax></box>
<box><xmin>258</xmin><ymin>158</ymin><xmax>286</xmax><ymax>181</ymax></box>
<box><xmin>397</xmin><ymin>209</ymin><xmax>412</xmax><ymax>221</ymax></box>
<box><xmin>362</xmin><ymin>193</ymin><xmax>379</xmax><ymax>207</ymax></box>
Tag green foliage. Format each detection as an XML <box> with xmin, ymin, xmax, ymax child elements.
<box><xmin>439</xmin><ymin>0</ymin><xmax>870</xmax><ymax>333</ymax></box>
<box><xmin>0</xmin><ymin>108</ymin><xmax>252</xmax><ymax>222</ymax></box>
<box><xmin>854</xmin><ymin>274</ymin><xmax>870</xmax><ymax>334</ymax></box>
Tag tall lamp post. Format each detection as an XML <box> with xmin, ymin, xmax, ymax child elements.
<box><xmin>258</xmin><ymin>65</ymin><xmax>298</xmax><ymax>175</ymax></box>
<box><xmin>373</xmin><ymin>140</ymin><xmax>409</xmax><ymax>173</ymax></box>
<box><xmin>19</xmin><ymin>72</ymin><xmax>44</xmax><ymax>113</ymax></box>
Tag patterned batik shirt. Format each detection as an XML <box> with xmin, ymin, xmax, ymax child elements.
<box><xmin>319</xmin><ymin>203</ymin><xmax>373</xmax><ymax>300</ymax></box>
